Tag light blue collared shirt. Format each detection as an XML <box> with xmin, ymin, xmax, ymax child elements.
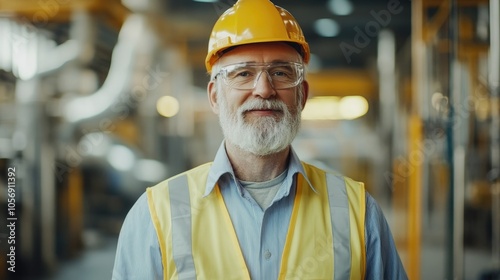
<box><xmin>112</xmin><ymin>143</ymin><xmax>408</xmax><ymax>279</ymax></box>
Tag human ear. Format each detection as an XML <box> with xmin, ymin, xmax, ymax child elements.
<box><xmin>207</xmin><ymin>80</ymin><xmax>220</xmax><ymax>114</ymax></box>
<box><xmin>300</xmin><ymin>80</ymin><xmax>309</xmax><ymax>110</ymax></box>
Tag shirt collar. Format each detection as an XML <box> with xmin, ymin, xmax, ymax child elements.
<box><xmin>204</xmin><ymin>142</ymin><xmax>317</xmax><ymax>197</ymax></box>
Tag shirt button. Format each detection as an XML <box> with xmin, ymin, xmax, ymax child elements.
<box><xmin>264</xmin><ymin>250</ymin><xmax>272</xmax><ymax>260</ymax></box>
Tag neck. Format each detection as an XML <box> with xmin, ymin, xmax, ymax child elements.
<box><xmin>225</xmin><ymin>142</ymin><xmax>290</xmax><ymax>182</ymax></box>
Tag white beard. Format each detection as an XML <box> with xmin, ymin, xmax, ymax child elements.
<box><xmin>217</xmin><ymin>89</ymin><xmax>302</xmax><ymax>156</ymax></box>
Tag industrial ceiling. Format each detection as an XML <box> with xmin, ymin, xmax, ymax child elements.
<box><xmin>167</xmin><ymin>0</ymin><xmax>410</xmax><ymax>69</ymax></box>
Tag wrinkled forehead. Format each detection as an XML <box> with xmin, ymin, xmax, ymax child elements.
<box><xmin>217</xmin><ymin>42</ymin><xmax>303</xmax><ymax>66</ymax></box>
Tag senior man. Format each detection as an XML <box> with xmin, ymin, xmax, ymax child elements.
<box><xmin>113</xmin><ymin>0</ymin><xmax>408</xmax><ymax>279</ymax></box>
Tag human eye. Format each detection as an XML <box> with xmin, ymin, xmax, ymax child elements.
<box><xmin>269</xmin><ymin>65</ymin><xmax>294</xmax><ymax>78</ymax></box>
<box><xmin>236</xmin><ymin>71</ymin><xmax>252</xmax><ymax>77</ymax></box>
<box><xmin>226</xmin><ymin>66</ymin><xmax>256</xmax><ymax>79</ymax></box>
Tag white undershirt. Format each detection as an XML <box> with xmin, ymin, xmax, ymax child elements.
<box><xmin>239</xmin><ymin>170</ymin><xmax>288</xmax><ymax>210</ymax></box>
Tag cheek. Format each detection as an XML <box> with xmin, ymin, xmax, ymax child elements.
<box><xmin>225</xmin><ymin>91</ymin><xmax>249</xmax><ymax>111</ymax></box>
<box><xmin>280</xmin><ymin>92</ymin><xmax>300</xmax><ymax>109</ymax></box>
<box><xmin>217</xmin><ymin>92</ymin><xmax>238</xmax><ymax>116</ymax></box>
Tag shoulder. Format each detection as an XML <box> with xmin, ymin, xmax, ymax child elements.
<box><xmin>119</xmin><ymin>192</ymin><xmax>153</xmax><ymax>231</ymax></box>
<box><xmin>364</xmin><ymin>192</ymin><xmax>398</xmax><ymax>242</ymax></box>
<box><xmin>364</xmin><ymin>192</ymin><xmax>388</xmax><ymax>226</ymax></box>
<box><xmin>124</xmin><ymin>192</ymin><xmax>150</xmax><ymax>221</ymax></box>
<box><xmin>147</xmin><ymin>162</ymin><xmax>213</xmax><ymax>193</ymax></box>
<box><xmin>113</xmin><ymin>193</ymin><xmax>163</xmax><ymax>279</ymax></box>
<box><xmin>115</xmin><ymin>193</ymin><xmax>157</xmax><ymax>254</ymax></box>
<box><xmin>302</xmin><ymin>161</ymin><xmax>366</xmax><ymax>192</ymax></box>
<box><xmin>364</xmin><ymin>192</ymin><xmax>408</xmax><ymax>279</ymax></box>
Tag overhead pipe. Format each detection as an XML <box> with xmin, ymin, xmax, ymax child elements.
<box><xmin>37</xmin><ymin>11</ymin><xmax>95</xmax><ymax>75</ymax></box>
<box><xmin>57</xmin><ymin>0</ymin><xmax>164</xmax><ymax>142</ymax></box>
<box><xmin>64</xmin><ymin>14</ymin><xmax>145</xmax><ymax>122</ymax></box>
<box><xmin>61</xmin><ymin>0</ymin><xmax>175</xmax><ymax>125</ymax></box>
<box><xmin>0</xmin><ymin>11</ymin><xmax>94</xmax><ymax>80</ymax></box>
<box><xmin>57</xmin><ymin>0</ymin><xmax>164</xmax><ymax>126</ymax></box>
<box><xmin>59</xmin><ymin>0</ymin><xmax>196</xmax><ymax>177</ymax></box>
<box><xmin>60</xmin><ymin>0</ymin><xmax>194</xmax><ymax>141</ymax></box>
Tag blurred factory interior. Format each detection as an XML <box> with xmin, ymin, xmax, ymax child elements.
<box><xmin>0</xmin><ymin>0</ymin><xmax>499</xmax><ymax>279</ymax></box>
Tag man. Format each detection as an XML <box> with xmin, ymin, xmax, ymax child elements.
<box><xmin>113</xmin><ymin>0</ymin><xmax>408</xmax><ymax>279</ymax></box>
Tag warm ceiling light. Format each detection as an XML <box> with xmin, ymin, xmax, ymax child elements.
<box><xmin>339</xmin><ymin>96</ymin><xmax>369</xmax><ymax>120</ymax></box>
<box><xmin>157</xmin><ymin>95</ymin><xmax>180</xmax><ymax>118</ymax></box>
<box><xmin>302</xmin><ymin>97</ymin><xmax>341</xmax><ymax>120</ymax></box>
<box><xmin>314</xmin><ymin>18</ymin><xmax>340</xmax><ymax>37</ymax></box>
<box><xmin>302</xmin><ymin>96</ymin><xmax>369</xmax><ymax>120</ymax></box>
<box><xmin>328</xmin><ymin>0</ymin><xmax>354</xmax><ymax>16</ymax></box>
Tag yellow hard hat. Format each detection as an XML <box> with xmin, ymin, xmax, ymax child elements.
<box><xmin>205</xmin><ymin>0</ymin><xmax>310</xmax><ymax>72</ymax></box>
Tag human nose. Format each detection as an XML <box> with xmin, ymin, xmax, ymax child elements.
<box><xmin>252</xmin><ymin>70</ymin><xmax>276</xmax><ymax>98</ymax></box>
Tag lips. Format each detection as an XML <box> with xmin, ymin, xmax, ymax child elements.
<box><xmin>245</xmin><ymin>108</ymin><xmax>282</xmax><ymax>114</ymax></box>
<box><xmin>243</xmin><ymin>108</ymin><xmax>283</xmax><ymax>119</ymax></box>
<box><xmin>239</xmin><ymin>99</ymin><xmax>286</xmax><ymax>116</ymax></box>
<box><xmin>244</xmin><ymin>104</ymin><xmax>283</xmax><ymax>112</ymax></box>
<box><xmin>246</xmin><ymin>108</ymin><xmax>281</xmax><ymax>112</ymax></box>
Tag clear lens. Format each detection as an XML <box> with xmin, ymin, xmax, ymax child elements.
<box><xmin>217</xmin><ymin>62</ymin><xmax>304</xmax><ymax>90</ymax></box>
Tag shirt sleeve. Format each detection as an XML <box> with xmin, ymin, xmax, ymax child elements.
<box><xmin>364</xmin><ymin>192</ymin><xmax>408</xmax><ymax>280</ymax></box>
<box><xmin>112</xmin><ymin>192</ymin><xmax>163</xmax><ymax>280</ymax></box>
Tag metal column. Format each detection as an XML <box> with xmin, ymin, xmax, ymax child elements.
<box><xmin>489</xmin><ymin>0</ymin><xmax>500</xmax><ymax>268</ymax></box>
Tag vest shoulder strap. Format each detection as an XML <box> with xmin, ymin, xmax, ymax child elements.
<box><xmin>147</xmin><ymin>163</ymin><xmax>215</xmax><ymax>279</ymax></box>
<box><xmin>301</xmin><ymin>162</ymin><xmax>366</xmax><ymax>280</ymax></box>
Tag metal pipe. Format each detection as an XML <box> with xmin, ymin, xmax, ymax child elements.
<box><xmin>410</xmin><ymin>0</ymin><xmax>424</xmax><ymax>278</ymax></box>
<box><xmin>62</xmin><ymin>14</ymin><xmax>158</xmax><ymax>126</ymax></box>
<box><xmin>377</xmin><ymin>29</ymin><xmax>396</xmax><ymax>200</ymax></box>
<box><xmin>490</xmin><ymin>0</ymin><xmax>500</xmax><ymax>92</ymax></box>
<box><xmin>452</xmin><ymin>144</ymin><xmax>465</xmax><ymax>278</ymax></box>
<box><xmin>37</xmin><ymin>11</ymin><xmax>95</xmax><ymax>75</ymax></box>
<box><xmin>377</xmin><ymin>29</ymin><xmax>396</xmax><ymax>137</ymax></box>
<box><xmin>447</xmin><ymin>0</ymin><xmax>465</xmax><ymax>278</ymax></box>
<box><xmin>489</xmin><ymin>0</ymin><xmax>500</xmax><ymax>266</ymax></box>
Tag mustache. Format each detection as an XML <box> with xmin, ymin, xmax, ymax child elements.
<box><xmin>238</xmin><ymin>99</ymin><xmax>287</xmax><ymax>113</ymax></box>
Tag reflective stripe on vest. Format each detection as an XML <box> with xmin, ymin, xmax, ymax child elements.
<box><xmin>147</xmin><ymin>162</ymin><xmax>365</xmax><ymax>279</ymax></box>
<box><xmin>327</xmin><ymin>173</ymin><xmax>351</xmax><ymax>279</ymax></box>
<box><xmin>168</xmin><ymin>175</ymin><xmax>195</xmax><ymax>279</ymax></box>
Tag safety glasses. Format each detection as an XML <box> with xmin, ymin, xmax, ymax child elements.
<box><xmin>214</xmin><ymin>62</ymin><xmax>304</xmax><ymax>90</ymax></box>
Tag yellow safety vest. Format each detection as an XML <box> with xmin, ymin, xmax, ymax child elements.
<box><xmin>147</xmin><ymin>162</ymin><xmax>366</xmax><ymax>280</ymax></box>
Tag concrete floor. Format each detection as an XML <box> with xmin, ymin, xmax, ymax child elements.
<box><xmin>39</xmin><ymin>235</ymin><xmax>117</xmax><ymax>280</ymax></box>
<box><xmin>420</xmin><ymin>245</ymin><xmax>498</xmax><ymax>280</ymax></box>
